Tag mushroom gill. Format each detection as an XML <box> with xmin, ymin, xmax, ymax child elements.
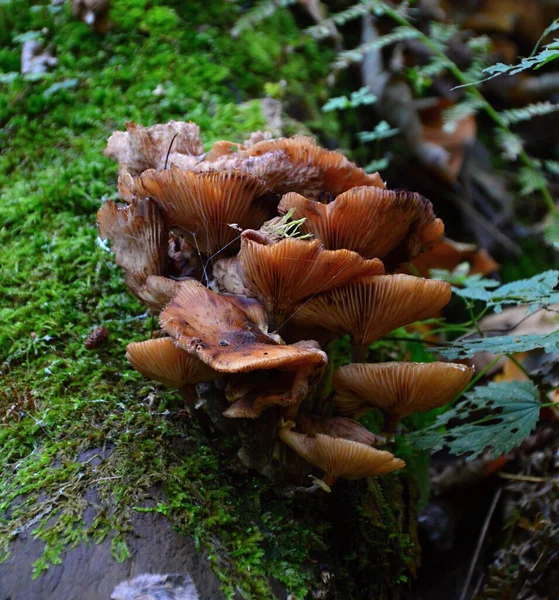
<box><xmin>279</xmin><ymin>426</ymin><xmax>404</xmax><ymax>484</ymax></box>
<box><xmin>291</xmin><ymin>275</ymin><xmax>452</xmax><ymax>359</ymax></box>
<box><xmin>133</xmin><ymin>168</ymin><xmax>272</xmax><ymax>256</ymax></box>
<box><xmin>333</xmin><ymin>361</ymin><xmax>474</xmax><ymax>432</ymax></box>
<box><xmin>239</xmin><ymin>229</ymin><xmax>384</xmax><ymax>320</ymax></box>
<box><xmin>278</xmin><ymin>187</ymin><xmax>444</xmax><ymax>266</ymax></box>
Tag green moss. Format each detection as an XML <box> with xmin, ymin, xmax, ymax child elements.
<box><xmin>0</xmin><ymin>1</ymin><xmax>336</xmax><ymax>597</ymax></box>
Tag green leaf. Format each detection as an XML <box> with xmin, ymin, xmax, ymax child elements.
<box><xmin>454</xmin><ymin>270</ymin><xmax>559</xmax><ymax>312</ymax></box>
<box><xmin>518</xmin><ymin>166</ymin><xmax>548</xmax><ymax>196</ymax></box>
<box><xmin>322</xmin><ymin>87</ymin><xmax>377</xmax><ymax>112</ymax></box>
<box><xmin>440</xmin><ymin>329</ymin><xmax>559</xmax><ymax>359</ymax></box>
<box><xmin>359</xmin><ymin>121</ymin><xmax>399</xmax><ymax>142</ymax></box>
<box><xmin>410</xmin><ymin>381</ymin><xmax>541</xmax><ymax>461</ymax></box>
<box><xmin>364</xmin><ymin>157</ymin><xmax>389</xmax><ymax>173</ymax></box>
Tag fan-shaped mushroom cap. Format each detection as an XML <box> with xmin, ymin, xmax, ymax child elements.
<box><xmin>245</xmin><ymin>136</ymin><xmax>386</xmax><ymax>196</ymax></box>
<box><xmin>333</xmin><ymin>362</ymin><xmax>474</xmax><ymax>429</ymax></box>
<box><xmin>126</xmin><ymin>337</ymin><xmax>218</xmax><ymax>387</ymax></box>
<box><xmin>159</xmin><ymin>279</ymin><xmax>327</xmax><ymax>373</ymax></box>
<box><xmin>239</xmin><ymin>229</ymin><xmax>384</xmax><ymax>319</ymax></box>
<box><xmin>279</xmin><ymin>427</ymin><xmax>404</xmax><ymax>480</ymax></box>
<box><xmin>296</xmin><ymin>415</ymin><xmax>382</xmax><ymax>446</ymax></box>
<box><xmin>104</xmin><ymin>121</ymin><xmax>204</xmax><ymax>176</ymax></box>
<box><xmin>137</xmin><ymin>275</ymin><xmax>180</xmax><ymax>311</ymax></box>
<box><xmin>291</xmin><ymin>275</ymin><xmax>451</xmax><ymax>349</ymax></box>
<box><xmin>278</xmin><ymin>188</ymin><xmax>444</xmax><ymax>265</ymax></box>
<box><xmin>97</xmin><ymin>198</ymin><xmax>168</xmax><ymax>301</ymax></box>
<box><xmin>132</xmin><ymin>167</ymin><xmax>272</xmax><ymax>255</ymax></box>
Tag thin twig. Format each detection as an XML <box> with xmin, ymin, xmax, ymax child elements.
<box><xmin>460</xmin><ymin>488</ymin><xmax>502</xmax><ymax>600</ymax></box>
<box><xmin>497</xmin><ymin>472</ymin><xmax>557</xmax><ymax>483</ymax></box>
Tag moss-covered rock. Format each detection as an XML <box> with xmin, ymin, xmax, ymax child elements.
<box><xmin>1</xmin><ymin>1</ymin><xmax>420</xmax><ymax>598</ymax></box>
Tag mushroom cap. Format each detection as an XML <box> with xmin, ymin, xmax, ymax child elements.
<box><xmin>133</xmin><ymin>167</ymin><xmax>272</xmax><ymax>255</ymax></box>
<box><xmin>239</xmin><ymin>229</ymin><xmax>384</xmax><ymax>319</ymax></box>
<box><xmin>296</xmin><ymin>415</ymin><xmax>382</xmax><ymax>446</ymax></box>
<box><xmin>333</xmin><ymin>361</ymin><xmax>474</xmax><ymax>419</ymax></box>
<box><xmin>136</xmin><ymin>275</ymin><xmax>180</xmax><ymax>311</ymax></box>
<box><xmin>159</xmin><ymin>279</ymin><xmax>327</xmax><ymax>373</ymax></box>
<box><xmin>278</xmin><ymin>187</ymin><xmax>444</xmax><ymax>264</ymax></box>
<box><xmin>245</xmin><ymin>136</ymin><xmax>386</xmax><ymax>196</ymax></box>
<box><xmin>126</xmin><ymin>337</ymin><xmax>218</xmax><ymax>387</ymax></box>
<box><xmin>104</xmin><ymin>121</ymin><xmax>204</xmax><ymax>176</ymax></box>
<box><xmin>291</xmin><ymin>274</ymin><xmax>452</xmax><ymax>347</ymax></box>
<box><xmin>279</xmin><ymin>428</ymin><xmax>404</xmax><ymax>479</ymax></box>
<box><xmin>97</xmin><ymin>198</ymin><xmax>168</xmax><ymax>299</ymax></box>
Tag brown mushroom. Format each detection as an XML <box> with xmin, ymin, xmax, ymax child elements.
<box><xmin>291</xmin><ymin>275</ymin><xmax>452</xmax><ymax>360</ymax></box>
<box><xmin>223</xmin><ymin>342</ymin><xmax>327</xmax><ymax>419</ymax></box>
<box><xmin>245</xmin><ymin>136</ymin><xmax>386</xmax><ymax>196</ymax></box>
<box><xmin>104</xmin><ymin>121</ymin><xmax>204</xmax><ymax>177</ymax></box>
<box><xmin>159</xmin><ymin>279</ymin><xmax>327</xmax><ymax>373</ymax></box>
<box><xmin>239</xmin><ymin>229</ymin><xmax>384</xmax><ymax>321</ymax></box>
<box><xmin>126</xmin><ymin>337</ymin><xmax>218</xmax><ymax>388</ymax></box>
<box><xmin>333</xmin><ymin>361</ymin><xmax>474</xmax><ymax>432</ymax></box>
<box><xmin>278</xmin><ymin>187</ymin><xmax>444</xmax><ymax>265</ymax></box>
<box><xmin>97</xmin><ymin>198</ymin><xmax>168</xmax><ymax>302</ymax></box>
<box><xmin>132</xmin><ymin>168</ymin><xmax>272</xmax><ymax>256</ymax></box>
<box><xmin>296</xmin><ymin>415</ymin><xmax>383</xmax><ymax>446</ymax></box>
<box><xmin>279</xmin><ymin>425</ymin><xmax>404</xmax><ymax>485</ymax></box>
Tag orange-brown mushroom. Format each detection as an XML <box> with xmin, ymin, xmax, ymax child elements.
<box><xmin>104</xmin><ymin>121</ymin><xmax>204</xmax><ymax>176</ymax></box>
<box><xmin>223</xmin><ymin>341</ymin><xmax>327</xmax><ymax>419</ymax></box>
<box><xmin>126</xmin><ymin>336</ymin><xmax>220</xmax><ymax>408</ymax></box>
<box><xmin>333</xmin><ymin>361</ymin><xmax>474</xmax><ymax>432</ymax></box>
<box><xmin>278</xmin><ymin>187</ymin><xmax>443</xmax><ymax>265</ymax></box>
<box><xmin>296</xmin><ymin>414</ymin><xmax>383</xmax><ymax>446</ymax></box>
<box><xmin>291</xmin><ymin>274</ymin><xmax>451</xmax><ymax>360</ymax></box>
<box><xmin>97</xmin><ymin>198</ymin><xmax>168</xmax><ymax>302</ymax></box>
<box><xmin>245</xmin><ymin>136</ymin><xmax>386</xmax><ymax>196</ymax></box>
<box><xmin>159</xmin><ymin>279</ymin><xmax>327</xmax><ymax>373</ymax></box>
<box><xmin>279</xmin><ymin>425</ymin><xmax>404</xmax><ymax>485</ymax></box>
<box><xmin>132</xmin><ymin>168</ymin><xmax>272</xmax><ymax>256</ymax></box>
<box><xmin>126</xmin><ymin>337</ymin><xmax>218</xmax><ymax>388</ymax></box>
<box><xmin>239</xmin><ymin>229</ymin><xmax>384</xmax><ymax>320</ymax></box>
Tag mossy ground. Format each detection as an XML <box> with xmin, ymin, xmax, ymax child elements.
<box><xmin>0</xmin><ymin>2</ymin><xmax>419</xmax><ymax>598</ymax></box>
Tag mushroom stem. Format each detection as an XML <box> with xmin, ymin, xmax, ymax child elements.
<box><xmin>351</xmin><ymin>343</ymin><xmax>369</xmax><ymax>363</ymax></box>
<box><xmin>316</xmin><ymin>342</ymin><xmax>335</xmax><ymax>413</ymax></box>
<box><xmin>382</xmin><ymin>413</ymin><xmax>401</xmax><ymax>435</ymax></box>
<box><xmin>178</xmin><ymin>384</ymin><xmax>198</xmax><ymax>412</ymax></box>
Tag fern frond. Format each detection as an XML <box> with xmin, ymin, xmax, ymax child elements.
<box><xmin>364</xmin><ymin>157</ymin><xmax>389</xmax><ymax>173</ymax></box>
<box><xmin>518</xmin><ymin>166</ymin><xmax>548</xmax><ymax>196</ymax></box>
<box><xmin>305</xmin><ymin>0</ymin><xmax>384</xmax><ymax>40</ymax></box>
<box><xmin>442</xmin><ymin>97</ymin><xmax>484</xmax><ymax>132</ymax></box>
<box><xmin>499</xmin><ymin>101</ymin><xmax>559</xmax><ymax>125</ymax></box>
<box><xmin>333</xmin><ymin>26</ymin><xmax>421</xmax><ymax>69</ymax></box>
<box><xmin>496</xmin><ymin>129</ymin><xmax>523</xmax><ymax>161</ymax></box>
<box><xmin>231</xmin><ymin>0</ymin><xmax>296</xmax><ymax>37</ymax></box>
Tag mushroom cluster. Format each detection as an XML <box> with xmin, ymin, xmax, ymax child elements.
<box><xmin>99</xmin><ymin>121</ymin><xmax>474</xmax><ymax>489</ymax></box>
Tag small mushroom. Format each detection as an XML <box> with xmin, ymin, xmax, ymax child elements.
<box><xmin>97</xmin><ymin>198</ymin><xmax>168</xmax><ymax>302</ymax></box>
<box><xmin>333</xmin><ymin>361</ymin><xmax>474</xmax><ymax>432</ymax></box>
<box><xmin>278</xmin><ymin>187</ymin><xmax>443</xmax><ymax>266</ymax></box>
<box><xmin>126</xmin><ymin>337</ymin><xmax>218</xmax><ymax>388</ymax></box>
<box><xmin>239</xmin><ymin>229</ymin><xmax>384</xmax><ymax>321</ymax></box>
<box><xmin>291</xmin><ymin>274</ymin><xmax>452</xmax><ymax>360</ymax></box>
<box><xmin>296</xmin><ymin>414</ymin><xmax>384</xmax><ymax>446</ymax></box>
<box><xmin>279</xmin><ymin>425</ymin><xmax>404</xmax><ymax>486</ymax></box>
<box><xmin>132</xmin><ymin>168</ymin><xmax>272</xmax><ymax>255</ymax></box>
<box><xmin>159</xmin><ymin>279</ymin><xmax>327</xmax><ymax>373</ymax></box>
